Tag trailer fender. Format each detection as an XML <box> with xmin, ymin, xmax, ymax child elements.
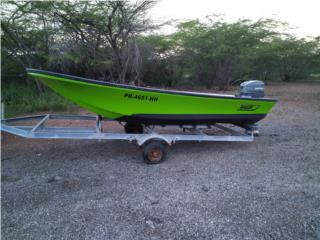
<box><xmin>136</xmin><ymin>134</ymin><xmax>175</xmax><ymax>146</ymax></box>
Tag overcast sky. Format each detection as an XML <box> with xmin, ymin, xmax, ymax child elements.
<box><xmin>148</xmin><ymin>0</ymin><xmax>320</xmax><ymax>37</ymax></box>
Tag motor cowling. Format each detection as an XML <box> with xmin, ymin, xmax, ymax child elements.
<box><xmin>239</xmin><ymin>80</ymin><xmax>264</xmax><ymax>98</ymax></box>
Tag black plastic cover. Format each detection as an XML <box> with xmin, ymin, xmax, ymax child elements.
<box><xmin>240</xmin><ymin>80</ymin><xmax>265</xmax><ymax>98</ymax></box>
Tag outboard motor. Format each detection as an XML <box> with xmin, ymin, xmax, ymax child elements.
<box><xmin>239</xmin><ymin>80</ymin><xmax>264</xmax><ymax>98</ymax></box>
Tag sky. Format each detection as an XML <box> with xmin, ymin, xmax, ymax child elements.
<box><xmin>148</xmin><ymin>0</ymin><xmax>320</xmax><ymax>37</ymax></box>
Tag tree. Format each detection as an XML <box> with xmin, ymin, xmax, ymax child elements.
<box><xmin>271</xmin><ymin>37</ymin><xmax>320</xmax><ymax>81</ymax></box>
<box><xmin>1</xmin><ymin>0</ymin><xmax>155</xmax><ymax>85</ymax></box>
<box><xmin>1</xmin><ymin>1</ymin><xmax>60</xmax><ymax>91</ymax></box>
<box><xmin>139</xmin><ymin>34</ymin><xmax>183</xmax><ymax>87</ymax></box>
<box><xmin>172</xmin><ymin>18</ymin><xmax>284</xmax><ymax>89</ymax></box>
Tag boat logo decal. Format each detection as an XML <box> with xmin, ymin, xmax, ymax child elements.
<box><xmin>238</xmin><ymin>104</ymin><xmax>260</xmax><ymax>111</ymax></box>
<box><xmin>124</xmin><ymin>93</ymin><xmax>158</xmax><ymax>102</ymax></box>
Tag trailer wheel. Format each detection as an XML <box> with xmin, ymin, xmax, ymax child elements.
<box><xmin>124</xmin><ymin>123</ymin><xmax>143</xmax><ymax>134</ymax></box>
<box><xmin>143</xmin><ymin>141</ymin><xmax>168</xmax><ymax>164</ymax></box>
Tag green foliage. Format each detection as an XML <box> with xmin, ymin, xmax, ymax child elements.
<box><xmin>2</xmin><ymin>81</ymin><xmax>77</xmax><ymax>117</ymax></box>
<box><xmin>138</xmin><ymin>34</ymin><xmax>184</xmax><ymax>87</ymax></box>
<box><xmin>1</xmin><ymin>0</ymin><xmax>154</xmax><ymax>82</ymax></box>
<box><xmin>169</xmin><ymin>18</ymin><xmax>320</xmax><ymax>88</ymax></box>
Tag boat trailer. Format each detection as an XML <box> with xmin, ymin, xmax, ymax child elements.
<box><xmin>1</xmin><ymin>114</ymin><xmax>259</xmax><ymax>163</ymax></box>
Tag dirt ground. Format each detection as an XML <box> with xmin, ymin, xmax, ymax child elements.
<box><xmin>1</xmin><ymin>82</ymin><xmax>320</xmax><ymax>240</ymax></box>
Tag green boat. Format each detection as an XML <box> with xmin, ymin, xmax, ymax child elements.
<box><xmin>26</xmin><ymin>68</ymin><xmax>277</xmax><ymax>126</ymax></box>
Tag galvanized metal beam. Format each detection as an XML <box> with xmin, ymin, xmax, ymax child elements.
<box><xmin>0</xmin><ymin>114</ymin><xmax>254</xmax><ymax>145</ymax></box>
<box><xmin>31</xmin><ymin>114</ymin><xmax>50</xmax><ymax>133</ymax></box>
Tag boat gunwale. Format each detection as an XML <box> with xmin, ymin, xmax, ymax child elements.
<box><xmin>26</xmin><ymin>68</ymin><xmax>278</xmax><ymax>102</ymax></box>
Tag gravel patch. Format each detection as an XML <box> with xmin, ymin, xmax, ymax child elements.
<box><xmin>1</xmin><ymin>82</ymin><xmax>320</xmax><ymax>239</ymax></box>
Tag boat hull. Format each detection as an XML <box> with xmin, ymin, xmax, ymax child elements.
<box><xmin>27</xmin><ymin>69</ymin><xmax>277</xmax><ymax>125</ymax></box>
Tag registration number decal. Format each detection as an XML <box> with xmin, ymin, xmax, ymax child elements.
<box><xmin>124</xmin><ymin>93</ymin><xmax>158</xmax><ymax>102</ymax></box>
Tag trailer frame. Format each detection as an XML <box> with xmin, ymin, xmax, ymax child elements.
<box><xmin>1</xmin><ymin>114</ymin><xmax>258</xmax><ymax>163</ymax></box>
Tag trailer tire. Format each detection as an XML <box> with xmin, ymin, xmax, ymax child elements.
<box><xmin>143</xmin><ymin>140</ymin><xmax>167</xmax><ymax>164</ymax></box>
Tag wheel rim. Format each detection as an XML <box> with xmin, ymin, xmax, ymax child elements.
<box><xmin>148</xmin><ymin>148</ymin><xmax>163</xmax><ymax>162</ymax></box>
